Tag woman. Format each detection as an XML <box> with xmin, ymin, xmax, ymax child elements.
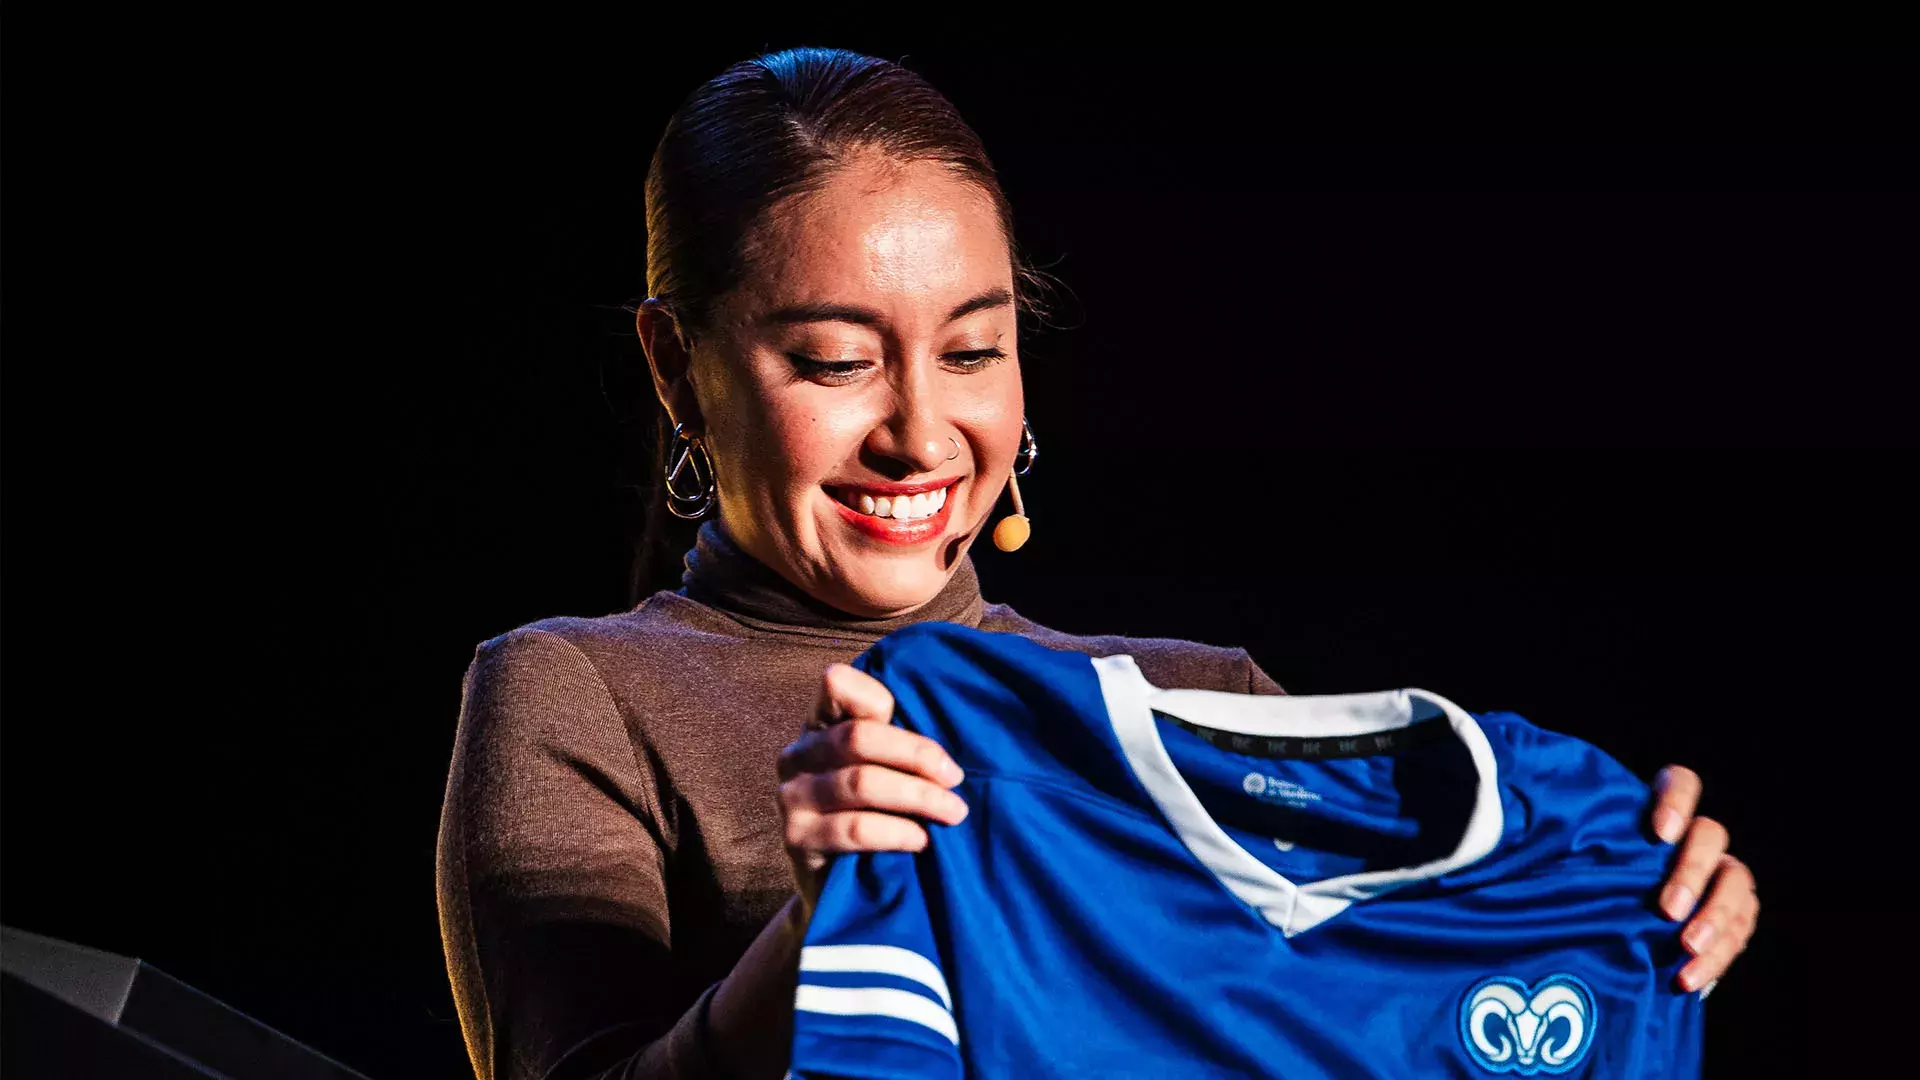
<box><xmin>435</xmin><ymin>47</ymin><xmax>1757</xmax><ymax>1080</ymax></box>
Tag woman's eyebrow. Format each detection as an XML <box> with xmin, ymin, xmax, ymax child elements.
<box><xmin>945</xmin><ymin>287</ymin><xmax>1013</xmax><ymax>323</ymax></box>
<box><xmin>762</xmin><ymin>287</ymin><xmax>1013</xmax><ymax>329</ymax></box>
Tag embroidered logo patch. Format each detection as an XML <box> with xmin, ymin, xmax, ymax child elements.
<box><xmin>1458</xmin><ymin>974</ymin><xmax>1596</xmax><ymax>1075</ymax></box>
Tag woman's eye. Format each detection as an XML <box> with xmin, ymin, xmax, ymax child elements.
<box><xmin>788</xmin><ymin>354</ymin><xmax>871</xmax><ymax>381</ymax></box>
<box><xmin>947</xmin><ymin>347</ymin><xmax>1009</xmax><ymax>371</ymax></box>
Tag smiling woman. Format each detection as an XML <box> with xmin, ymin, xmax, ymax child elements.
<box><xmin>638</xmin><ymin>149</ymin><xmax>1023</xmax><ymax>614</ymax></box>
<box><xmin>631</xmin><ymin>70</ymin><xmax>1047</xmax><ymax>617</ymax></box>
<box><xmin>434</xmin><ymin>45</ymin><xmax>1757</xmax><ymax>1080</ymax></box>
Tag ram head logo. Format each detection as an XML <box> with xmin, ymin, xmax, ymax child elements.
<box><xmin>1459</xmin><ymin>974</ymin><xmax>1596</xmax><ymax>1075</ymax></box>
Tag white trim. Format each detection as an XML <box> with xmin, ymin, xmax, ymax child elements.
<box><xmin>799</xmin><ymin>944</ymin><xmax>952</xmax><ymax>1009</ymax></box>
<box><xmin>1091</xmin><ymin>655</ymin><xmax>1504</xmax><ymax>937</ymax></box>
<box><xmin>794</xmin><ymin>984</ymin><xmax>960</xmax><ymax>1046</ymax></box>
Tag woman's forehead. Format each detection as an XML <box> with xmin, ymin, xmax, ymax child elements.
<box><xmin>734</xmin><ymin>159</ymin><xmax>1012</xmax><ymax>325</ymax></box>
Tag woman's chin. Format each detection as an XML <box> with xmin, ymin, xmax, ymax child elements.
<box><xmin>824</xmin><ymin>557</ymin><xmax>951</xmax><ymax>619</ymax></box>
<box><xmin>812</xmin><ymin>497</ymin><xmax>966</xmax><ymax>618</ymax></box>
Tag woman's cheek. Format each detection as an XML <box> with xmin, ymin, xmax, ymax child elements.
<box><xmin>754</xmin><ymin>409</ymin><xmax>857</xmax><ymax>517</ymax></box>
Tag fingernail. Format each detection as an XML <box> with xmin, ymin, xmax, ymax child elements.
<box><xmin>945</xmin><ymin>795</ymin><xmax>969</xmax><ymax>823</ymax></box>
<box><xmin>1676</xmin><ymin>966</ymin><xmax>1699</xmax><ymax>992</ymax></box>
<box><xmin>940</xmin><ymin>759</ymin><xmax>965</xmax><ymax>786</ymax></box>
<box><xmin>1662</xmin><ymin>885</ymin><xmax>1696</xmax><ymax>921</ymax></box>
<box><xmin>1654</xmin><ymin>808</ymin><xmax>1684</xmax><ymax>844</ymax></box>
<box><xmin>1684</xmin><ymin>921</ymin><xmax>1716</xmax><ymax>954</ymax></box>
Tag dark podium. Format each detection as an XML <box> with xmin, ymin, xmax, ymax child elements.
<box><xmin>1</xmin><ymin>925</ymin><xmax>372</xmax><ymax>1078</ymax></box>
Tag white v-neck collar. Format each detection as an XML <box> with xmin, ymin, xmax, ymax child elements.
<box><xmin>1090</xmin><ymin>655</ymin><xmax>1504</xmax><ymax>938</ymax></box>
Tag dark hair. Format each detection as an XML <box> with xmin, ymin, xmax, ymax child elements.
<box><xmin>624</xmin><ymin>45</ymin><xmax>1058</xmax><ymax>606</ymax></box>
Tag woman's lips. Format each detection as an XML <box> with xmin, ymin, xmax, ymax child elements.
<box><xmin>826</xmin><ymin>481</ymin><xmax>960</xmax><ymax>545</ymax></box>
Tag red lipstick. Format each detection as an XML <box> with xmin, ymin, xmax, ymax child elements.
<box><xmin>825</xmin><ymin>477</ymin><xmax>960</xmax><ymax>497</ymax></box>
<box><xmin>826</xmin><ymin>480</ymin><xmax>961</xmax><ymax>546</ymax></box>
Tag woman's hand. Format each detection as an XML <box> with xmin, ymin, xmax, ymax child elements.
<box><xmin>1649</xmin><ymin>765</ymin><xmax>1758</xmax><ymax>992</ymax></box>
<box><xmin>776</xmin><ymin>662</ymin><xmax>969</xmax><ymax>917</ymax></box>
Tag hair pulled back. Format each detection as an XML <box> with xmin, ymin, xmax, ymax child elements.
<box><xmin>628</xmin><ymin>46</ymin><xmax>1054</xmax><ymax>603</ymax></box>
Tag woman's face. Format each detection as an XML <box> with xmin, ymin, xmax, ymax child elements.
<box><xmin>664</xmin><ymin>153</ymin><xmax>1024</xmax><ymax>618</ymax></box>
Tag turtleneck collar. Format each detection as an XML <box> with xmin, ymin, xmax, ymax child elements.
<box><xmin>677</xmin><ymin>518</ymin><xmax>987</xmax><ymax>642</ymax></box>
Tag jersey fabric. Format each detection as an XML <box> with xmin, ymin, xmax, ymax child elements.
<box><xmin>788</xmin><ymin>622</ymin><xmax>1704</xmax><ymax>1078</ymax></box>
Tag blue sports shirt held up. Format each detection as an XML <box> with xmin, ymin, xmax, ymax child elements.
<box><xmin>789</xmin><ymin>622</ymin><xmax>1704</xmax><ymax>1078</ymax></box>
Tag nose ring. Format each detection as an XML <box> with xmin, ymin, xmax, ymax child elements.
<box><xmin>946</xmin><ymin>436</ymin><xmax>960</xmax><ymax>461</ymax></box>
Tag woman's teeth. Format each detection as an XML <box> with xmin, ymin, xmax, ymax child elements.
<box><xmin>846</xmin><ymin>485</ymin><xmax>948</xmax><ymax>521</ymax></box>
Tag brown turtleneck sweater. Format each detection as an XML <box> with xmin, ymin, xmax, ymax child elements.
<box><xmin>435</xmin><ymin>521</ymin><xmax>1287</xmax><ymax>1080</ymax></box>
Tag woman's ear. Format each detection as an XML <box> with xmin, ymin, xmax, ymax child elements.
<box><xmin>636</xmin><ymin>299</ymin><xmax>703</xmax><ymax>432</ymax></box>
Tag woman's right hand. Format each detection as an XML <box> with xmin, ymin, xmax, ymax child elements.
<box><xmin>776</xmin><ymin>662</ymin><xmax>969</xmax><ymax>917</ymax></box>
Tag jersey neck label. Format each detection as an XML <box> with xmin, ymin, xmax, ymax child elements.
<box><xmin>1154</xmin><ymin>711</ymin><xmax>1451</xmax><ymax>760</ymax></box>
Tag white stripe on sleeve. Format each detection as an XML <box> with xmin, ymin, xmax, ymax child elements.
<box><xmin>798</xmin><ymin>944</ymin><xmax>953</xmax><ymax>1009</ymax></box>
<box><xmin>794</xmin><ymin>984</ymin><xmax>960</xmax><ymax>1046</ymax></box>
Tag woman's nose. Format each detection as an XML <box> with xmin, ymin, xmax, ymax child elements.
<box><xmin>867</xmin><ymin>385</ymin><xmax>955</xmax><ymax>475</ymax></box>
<box><xmin>867</xmin><ymin>424</ymin><xmax>954</xmax><ymax>475</ymax></box>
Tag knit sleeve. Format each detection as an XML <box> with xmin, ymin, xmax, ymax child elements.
<box><xmin>1243</xmin><ymin>649</ymin><xmax>1287</xmax><ymax>696</ymax></box>
<box><xmin>436</xmin><ymin>627</ymin><xmax>721</xmax><ymax>1080</ymax></box>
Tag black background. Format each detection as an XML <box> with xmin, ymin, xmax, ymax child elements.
<box><xmin>4</xmin><ymin>32</ymin><xmax>1913</xmax><ymax>1077</ymax></box>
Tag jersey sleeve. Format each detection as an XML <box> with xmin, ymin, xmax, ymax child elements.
<box><xmin>789</xmin><ymin>849</ymin><xmax>962</xmax><ymax>1080</ymax></box>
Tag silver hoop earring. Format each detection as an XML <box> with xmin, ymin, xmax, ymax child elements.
<box><xmin>1014</xmin><ymin>416</ymin><xmax>1039</xmax><ymax>475</ymax></box>
<box><xmin>946</xmin><ymin>436</ymin><xmax>960</xmax><ymax>461</ymax></box>
<box><xmin>664</xmin><ymin>422</ymin><xmax>717</xmax><ymax>519</ymax></box>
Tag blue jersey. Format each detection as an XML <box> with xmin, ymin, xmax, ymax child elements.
<box><xmin>789</xmin><ymin>622</ymin><xmax>1704</xmax><ymax>1078</ymax></box>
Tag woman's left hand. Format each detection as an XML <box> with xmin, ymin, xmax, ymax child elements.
<box><xmin>1649</xmin><ymin>764</ymin><xmax>1758</xmax><ymax>993</ymax></box>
